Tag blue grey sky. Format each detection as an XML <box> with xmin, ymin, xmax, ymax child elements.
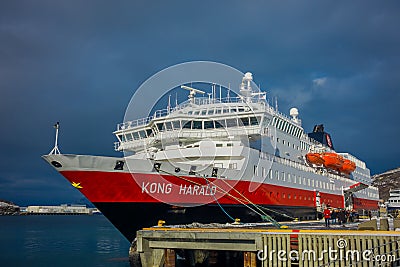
<box><xmin>1</xmin><ymin>1</ymin><xmax>399</xmax><ymax>205</ymax></box>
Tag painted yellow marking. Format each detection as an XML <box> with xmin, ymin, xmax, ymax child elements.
<box><xmin>142</xmin><ymin>227</ymin><xmax>400</xmax><ymax>235</ymax></box>
<box><xmin>71</xmin><ymin>182</ymin><xmax>83</xmax><ymax>189</ymax></box>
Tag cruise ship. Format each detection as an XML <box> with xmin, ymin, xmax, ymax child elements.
<box><xmin>43</xmin><ymin>71</ymin><xmax>379</xmax><ymax>242</ymax></box>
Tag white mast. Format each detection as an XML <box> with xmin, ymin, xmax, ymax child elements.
<box><xmin>167</xmin><ymin>94</ymin><xmax>171</xmax><ymax>114</ymax></box>
<box><xmin>49</xmin><ymin>122</ymin><xmax>61</xmax><ymax>155</ymax></box>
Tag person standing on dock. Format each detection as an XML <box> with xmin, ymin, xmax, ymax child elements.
<box><xmin>331</xmin><ymin>209</ymin><xmax>337</xmax><ymax>224</ymax></box>
<box><xmin>338</xmin><ymin>209</ymin><xmax>346</xmax><ymax>225</ymax></box>
<box><xmin>323</xmin><ymin>207</ymin><xmax>331</xmax><ymax>227</ymax></box>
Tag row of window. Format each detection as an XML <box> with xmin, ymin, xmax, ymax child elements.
<box><xmin>118</xmin><ymin>116</ymin><xmax>261</xmax><ymax>142</ymax></box>
<box><xmin>276</xmin><ymin>137</ymin><xmax>300</xmax><ymax>151</ymax></box>
<box><xmin>186</xmin><ymin>106</ymin><xmax>251</xmax><ymax>116</ymax></box>
<box><xmin>269</xmin><ymin>191</ymin><xmax>314</xmax><ymax>201</ymax></box>
<box><xmin>272</xmin><ymin>117</ymin><xmax>302</xmax><ymax>138</ymax></box>
<box><xmin>265</xmin><ymin>191</ymin><xmax>342</xmax><ymax>206</ymax></box>
<box><xmin>254</xmin><ymin>166</ymin><xmax>336</xmax><ymax>191</ymax></box>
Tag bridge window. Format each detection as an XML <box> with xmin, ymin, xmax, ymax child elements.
<box><xmin>192</xmin><ymin>121</ymin><xmax>202</xmax><ymax>129</ymax></box>
<box><xmin>146</xmin><ymin>129</ymin><xmax>153</xmax><ymax>137</ymax></box>
<box><xmin>201</xmin><ymin>110</ymin><xmax>207</xmax><ymax>115</ymax></box>
<box><xmin>204</xmin><ymin>121</ymin><xmax>214</xmax><ymax>129</ymax></box>
<box><xmin>250</xmin><ymin>117</ymin><xmax>259</xmax><ymax>125</ymax></box>
<box><xmin>156</xmin><ymin>123</ymin><xmax>164</xmax><ymax>131</ymax></box>
<box><xmin>223</xmin><ymin>108</ymin><xmax>229</xmax><ymax>113</ymax></box>
<box><xmin>172</xmin><ymin>120</ymin><xmax>181</xmax><ymax>130</ymax></box>
<box><xmin>164</xmin><ymin>122</ymin><xmax>173</xmax><ymax>131</ymax></box>
<box><xmin>208</xmin><ymin>109</ymin><xmax>214</xmax><ymax>115</ymax></box>
<box><xmin>226</xmin><ymin>118</ymin><xmax>237</xmax><ymax>127</ymax></box>
<box><xmin>126</xmin><ymin>133</ymin><xmax>133</xmax><ymax>141</ymax></box>
<box><xmin>231</xmin><ymin>108</ymin><xmax>237</xmax><ymax>113</ymax></box>
<box><xmin>240</xmin><ymin>117</ymin><xmax>250</xmax><ymax>126</ymax></box>
<box><xmin>215</xmin><ymin>108</ymin><xmax>222</xmax><ymax>114</ymax></box>
<box><xmin>214</xmin><ymin>120</ymin><xmax>224</xmax><ymax>128</ymax></box>
<box><xmin>138</xmin><ymin>130</ymin><xmax>146</xmax><ymax>138</ymax></box>
<box><xmin>182</xmin><ymin>121</ymin><xmax>192</xmax><ymax>129</ymax></box>
<box><xmin>238</xmin><ymin>108</ymin><xmax>245</xmax><ymax>112</ymax></box>
<box><xmin>132</xmin><ymin>132</ymin><xmax>139</xmax><ymax>140</ymax></box>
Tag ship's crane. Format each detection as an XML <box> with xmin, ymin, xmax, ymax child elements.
<box><xmin>181</xmin><ymin>85</ymin><xmax>205</xmax><ymax>104</ymax></box>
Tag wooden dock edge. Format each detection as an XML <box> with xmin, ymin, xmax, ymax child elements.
<box><xmin>130</xmin><ymin>227</ymin><xmax>400</xmax><ymax>267</ymax></box>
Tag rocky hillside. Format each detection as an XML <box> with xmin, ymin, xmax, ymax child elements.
<box><xmin>0</xmin><ymin>199</ymin><xmax>20</xmax><ymax>215</ymax></box>
<box><xmin>372</xmin><ymin>167</ymin><xmax>400</xmax><ymax>201</ymax></box>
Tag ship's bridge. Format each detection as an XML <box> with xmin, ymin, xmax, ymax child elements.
<box><xmin>114</xmin><ymin>96</ymin><xmax>269</xmax><ymax>153</ymax></box>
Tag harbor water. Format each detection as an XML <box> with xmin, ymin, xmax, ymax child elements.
<box><xmin>0</xmin><ymin>215</ymin><xmax>130</xmax><ymax>267</ymax></box>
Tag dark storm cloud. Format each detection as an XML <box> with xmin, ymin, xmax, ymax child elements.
<box><xmin>0</xmin><ymin>0</ymin><xmax>399</xmax><ymax>204</ymax></box>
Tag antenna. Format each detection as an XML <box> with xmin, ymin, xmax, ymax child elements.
<box><xmin>167</xmin><ymin>94</ymin><xmax>171</xmax><ymax>114</ymax></box>
<box><xmin>49</xmin><ymin>122</ymin><xmax>61</xmax><ymax>155</ymax></box>
<box><xmin>181</xmin><ymin>85</ymin><xmax>205</xmax><ymax>104</ymax></box>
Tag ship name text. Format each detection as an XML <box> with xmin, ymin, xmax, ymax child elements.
<box><xmin>141</xmin><ymin>182</ymin><xmax>216</xmax><ymax>196</ymax></box>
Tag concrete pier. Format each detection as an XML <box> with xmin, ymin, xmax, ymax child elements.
<box><xmin>130</xmin><ymin>220</ymin><xmax>400</xmax><ymax>267</ymax></box>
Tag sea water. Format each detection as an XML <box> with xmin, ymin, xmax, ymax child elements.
<box><xmin>0</xmin><ymin>215</ymin><xmax>130</xmax><ymax>267</ymax></box>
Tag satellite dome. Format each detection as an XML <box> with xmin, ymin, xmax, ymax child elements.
<box><xmin>244</xmin><ymin>72</ymin><xmax>253</xmax><ymax>81</ymax></box>
<box><xmin>290</xmin><ymin>107</ymin><xmax>299</xmax><ymax>118</ymax></box>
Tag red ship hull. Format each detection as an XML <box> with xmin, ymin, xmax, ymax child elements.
<box><xmin>59</xmin><ymin>170</ymin><xmax>375</xmax><ymax>241</ymax></box>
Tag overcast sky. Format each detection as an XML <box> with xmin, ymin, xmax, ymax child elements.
<box><xmin>1</xmin><ymin>1</ymin><xmax>399</xmax><ymax>205</ymax></box>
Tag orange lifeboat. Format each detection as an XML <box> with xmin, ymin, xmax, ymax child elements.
<box><xmin>321</xmin><ymin>152</ymin><xmax>344</xmax><ymax>171</ymax></box>
<box><xmin>339</xmin><ymin>159</ymin><xmax>356</xmax><ymax>174</ymax></box>
<box><xmin>305</xmin><ymin>153</ymin><xmax>325</xmax><ymax>166</ymax></box>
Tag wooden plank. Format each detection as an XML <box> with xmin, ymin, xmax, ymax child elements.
<box><xmin>276</xmin><ymin>235</ymin><xmax>285</xmax><ymax>267</ymax></box>
<box><xmin>267</xmin><ymin>235</ymin><xmax>273</xmax><ymax>267</ymax></box>
<box><xmin>366</xmin><ymin>237</ymin><xmax>373</xmax><ymax>267</ymax></box>
<box><xmin>298</xmin><ymin>234</ymin><xmax>303</xmax><ymax>267</ymax></box>
<box><xmin>322</xmin><ymin>235</ymin><xmax>329</xmax><ymax>266</ymax></box>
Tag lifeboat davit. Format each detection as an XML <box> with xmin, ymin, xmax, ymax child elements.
<box><xmin>339</xmin><ymin>159</ymin><xmax>356</xmax><ymax>174</ymax></box>
<box><xmin>321</xmin><ymin>152</ymin><xmax>344</xmax><ymax>171</ymax></box>
<box><xmin>305</xmin><ymin>153</ymin><xmax>325</xmax><ymax>166</ymax></box>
